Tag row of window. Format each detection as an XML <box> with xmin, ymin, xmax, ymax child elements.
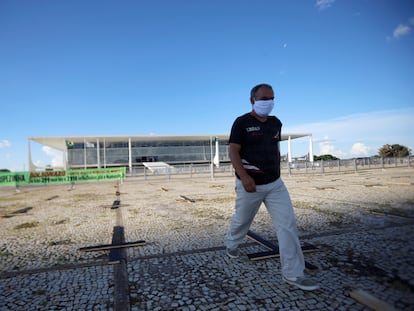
<box><xmin>68</xmin><ymin>140</ymin><xmax>228</xmax><ymax>149</ymax></box>
<box><xmin>67</xmin><ymin>145</ymin><xmax>229</xmax><ymax>165</ymax></box>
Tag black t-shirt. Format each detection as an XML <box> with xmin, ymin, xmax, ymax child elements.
<box><xmin>229</xmin><ymin>112</ymin><xmax>282</xmax><ymax>185</ymax></box>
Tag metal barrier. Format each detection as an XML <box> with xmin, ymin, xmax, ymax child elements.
<box><xmin>284</xmin><ymin>156</ymin><xmax>413</xmax><ymax>176</ymax></box>
<box><xmin>125</xmin><ymin>156</ymin><xmax>413</xmax><ymax>180</ymax></box>
<box><xmin>127</xmin><ymin>163</ymin><xmax>235</xmax><ymax>180</ymax></box>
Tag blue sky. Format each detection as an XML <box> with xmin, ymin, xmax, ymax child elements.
<box><xmin>1</xmin><ymin>0</ymin><xmax>413</xmax><ymax>171</ymax></box>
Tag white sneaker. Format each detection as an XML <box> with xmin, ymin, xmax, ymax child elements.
<box><xmin>283</xmin><ymin>276</ymin><xmax>320</xmax><ymax>291</ymax></box>
<box><xmin>226</xmin><ymin>248</ymin><xmax>240</xmax><ymax>259</ymax></box>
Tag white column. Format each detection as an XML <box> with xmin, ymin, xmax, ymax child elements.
<box><xmin>96</xmin><ymin>138</ymin><xmax>100</xmax><ymax>168</ymax></box>
<box><xmin>103</xmin><ymin>138</ymin><xmax>107</xmax><ymax>168</ymax></box>
<box><xmin>83</xmin><ymin>137</ymin><xmax>87</xmax><ymax>169</ymax></box>
<box><xmin>213</xmin><ymin>138</ymin><xmax>219</xmax><ymax>167</ymax></box>
<box><xmin>210</xmin><ymin>136</ymin><xmax>214</xmax><ymax>179</ymax></box>
<box><xmin>27</xmin><ymin>139</ymin><xmax>36</xmax><ymax>171</ymax></box>
<box><xmin>62</xmin><ymin>143</ymin><xmax>68</xmax><ymax>170</ymax></box>
<box><xmin>309</xmin><ymin>135</ymin><xmax>314</xmax><ymax>162</ymax></box>
<box><xmin>128</xmin><ymin>137</ymin><xmax>132</xmax><ymax>173</ymax></box>
<box><xmin>288</xmin><ymin>136</ymin><xmax>292</xmax><ymax>163</ymax></box>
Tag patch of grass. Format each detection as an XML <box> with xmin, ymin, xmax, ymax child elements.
<box><xmin>0</xmin><ymin>251</ymin><xmax>12</xmax><ymax>257</ymax></box>
<box><xmin>201</xmin><ymin>196</ymin><xmax>235</xmax><ymax>204</ymax></box>
<box><xmin>73</xmin><ymin>193</ymin><xmax>95</xmax><ymax>199</ymax></box>
<box><xmin>14</xmin><ymin>221</ymin><xmax>40</xmax><ymax>230</ymax></box>
<box><xmin>0</xmin><ymin>197</ymin><xmax>21</xmax><ymax>202</ymax></box>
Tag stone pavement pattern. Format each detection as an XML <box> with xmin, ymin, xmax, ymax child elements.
<box><xmin>0</xmin><ymin>167</ymin><xmax>413</xmax><ymax>310</ymax></box>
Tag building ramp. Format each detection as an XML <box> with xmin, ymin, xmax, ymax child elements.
<box><xmin>142</xmin><ymin>162</ymin><xmax>174</xmax><ymax>174</ymax></box>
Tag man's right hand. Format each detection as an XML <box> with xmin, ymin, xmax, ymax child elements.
<box><xmin>229</xmin><ymin>143</ymin><xmax>257</xmax><ymax>192</ymax></box>
<box><xmin>240</xmin><ymin>175</ymin><xmax>256</xmax><ymax>192</ymax></box>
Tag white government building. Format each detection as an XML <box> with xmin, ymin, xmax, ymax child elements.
<box><xmin>27</xmin><ymin>134</ymin><xmax>313</xmax><ymax>171</ymax></box>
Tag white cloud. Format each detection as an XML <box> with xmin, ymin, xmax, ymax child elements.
<box><xmin>316</xmin><ymin>0</ymin><xmax>335</xmax><ymax>10</ymax></box>
<box><xmin>0</xmin><ymin>139</ymin><xmax>11</xmax><ymax>148</ymax></box>
<box><xmin>393</xmin><ymin>24</ymin><xmax>411</xmax><ymax>39</ymax></box>
<box><xmin>319</xmin><ymin>141</ymin><xmax>335</xmax><ymax>154</ymax></box>
<box><xmin>389</xmin><ymin>17</ymin><xmax>414</xmax><ymax>40</ymax></box>
<box><xmin>350</xmin><ymin>143</ymin><xmax>371</xmax><ymax>157</ymax></box>
<box><xmin>284</xmin><ymin>107</ymin><xmax>414</xmax><ymax>158</ymax></box>
<box><xmin>41</xmin><ymin>146</ymin><xmax>63</xmax><ymax>167</ymax></box>
<box><xmin>318</xmin><ymin>139</ymin><xmax>346</xmax><ymax>157</ymax></box>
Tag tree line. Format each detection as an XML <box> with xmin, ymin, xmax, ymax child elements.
<box><xmin>314</xmin><ymin>144</ymin><xmax>411</xmax><ymax>161</ymax></box>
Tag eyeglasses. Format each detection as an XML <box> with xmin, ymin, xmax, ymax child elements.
<box><xmin>255</xmin><ymin>97</ymin><xmax>274</xmax><ymax>101</ymax></box>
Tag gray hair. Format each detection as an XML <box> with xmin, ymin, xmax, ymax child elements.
<box><xmin>250</xmin><ymin>83</ymin><xmax>273</xmax><ymax>99</ymax></box>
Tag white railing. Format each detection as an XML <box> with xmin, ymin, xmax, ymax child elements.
<box><xmin>125</xmin><ymin>156</ymin><xmax>413</xmax><ymax>180</ymax></box>
<box><xmin>284</xmin><ymin>156</ymin><xmax>413</xmax><ymax>176</ymax></box>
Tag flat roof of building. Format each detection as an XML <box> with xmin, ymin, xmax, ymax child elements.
<box><xmin>28</xmin><ymin>134</ymin><xmax>311</xmax><ymax>151</ymax></box>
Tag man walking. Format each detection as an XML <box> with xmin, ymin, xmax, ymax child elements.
<box><xmin>225</xmin><ymin>83</ymin><xmax>319</xmax><ymax>291</ymax></box>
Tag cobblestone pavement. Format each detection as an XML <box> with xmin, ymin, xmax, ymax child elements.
<box><xmin>126</xmin><ymin>223</ymin><xmax>414</xmax><ymax>311</ymax></box>
<box><xmin>1</xmin><ymin>168</ymin><xmax>413</xmax><ymax>310</ymax></box>
<box><xmin>1</xmin><ymin>222</ymin><xmax>413</xmax><ymax>311</ymax></box>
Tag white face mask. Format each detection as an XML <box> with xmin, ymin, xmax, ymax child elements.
<box><xmin>253</xmin><ymin>100</ymin><xmax>274</xmax><ymax>117</ymax></box>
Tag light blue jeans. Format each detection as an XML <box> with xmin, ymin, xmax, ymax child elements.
<box><xmin>225</xmin><ymin>177</ymin><xmax>305</xmax><ymax>278</ymax></box>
